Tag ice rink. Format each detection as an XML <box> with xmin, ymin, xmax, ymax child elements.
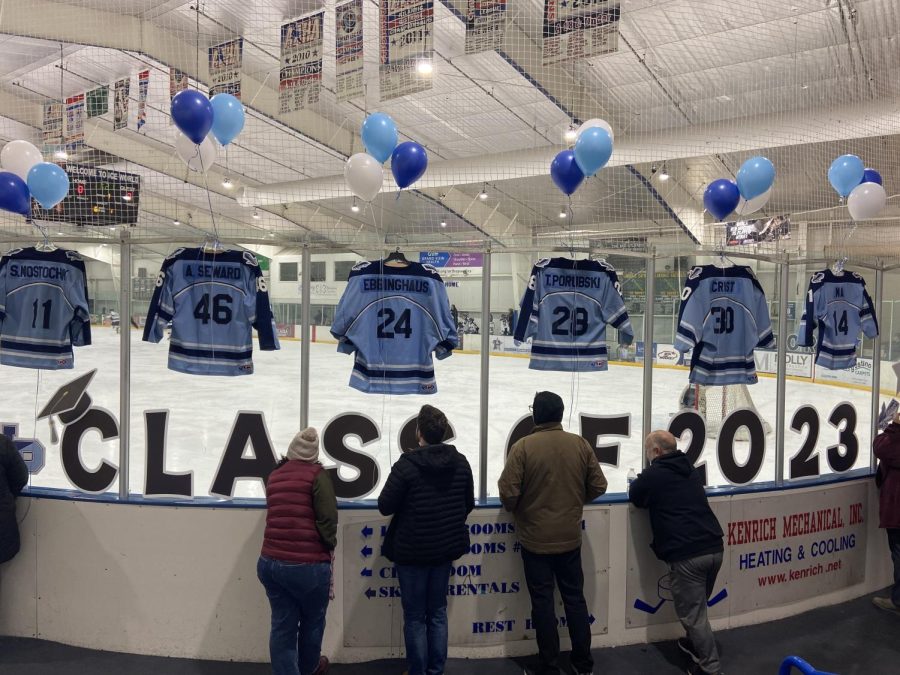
<box><xmin>0</xmin><ymin>327</ymin><xmax>877</xmax><ymax>499</ymax></box>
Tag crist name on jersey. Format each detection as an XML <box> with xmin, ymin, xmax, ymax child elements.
<box><xmin>362</xmin><ymin>277</ymin><xmax>430</xmax><ymax>293</ymax></box>
<box><xmin>184</xmin><ymin>263</ymin><xmax>243</xmax><ymax>280</ymax></box>
<box><xmin>710</xmin><ymin>280</ymin><xmax>735</xmax><ymax>293</ymax></box>
<box><xmin>543</xmin><ymin>272</ymin><xmax>609</xmax><ymax>289</ymax></box>
<box><xmin>8</xmin><ymin>263</ymin><xmax>69</xmax><ymax>280</ymax></box>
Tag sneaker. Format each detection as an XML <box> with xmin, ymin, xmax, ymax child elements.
<box><xmin>312</xmin><ymin>656</ymin><xmax>330</xmax><ymax>674</ymax></box>
<box><xmin>678</xmin><ymin>638</ymin><xmax>701</xmax><ymax>665</ymax></box>
<box><xmin>873</xmin><ymin>597</ymin><xmax>900</xmax><ymax>615</ymax></box>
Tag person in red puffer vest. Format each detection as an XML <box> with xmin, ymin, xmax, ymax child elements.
<box><xmin>874</xmin><ymin>410</ymin><xmax>900</xmax><ymax>615</ymax></box>
<box><xmin>258</xmin><ymin>427</ymin><xmax>338</xmax><ymax>675</ymax></box>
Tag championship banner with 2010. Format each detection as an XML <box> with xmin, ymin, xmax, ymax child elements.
<box><xmin>209</xmin><ymin>38</ymin><xmax>244</xmax><ymax>98</ymax></box>
<box><xmin>336</xmin><ymin>0</ymin><xmax>365</xmax><ymax>102</ymax></box>
<box><xmin>542</xmin><ymin>0</ymin><xmax>620</xmax><ymax>65</ymax></box>
<box><xmin>280</xmin><ymin>13</ymin><xmax>324</xmax><ymax>113</ymax></box>
<box><xmin>379</xmin><ymin>0</ymin><xmax>434</xmax><ymax>101</ymax></box>
<box><xmin>465</xmin><ymin>0</ymin><xmax>507</xmax><ymax>54</ymax></box>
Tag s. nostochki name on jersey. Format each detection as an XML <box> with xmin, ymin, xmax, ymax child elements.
<box><xmin>361</xmin><ymin>277</ymin><xmax>430</xmax><ymax>293</ymax></box>
<box><xmin>8</xmin><ymin>263</ymin><xmax>70</xmax><ymax>280</ymax></box>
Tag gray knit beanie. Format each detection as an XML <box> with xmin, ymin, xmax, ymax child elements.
<box><xmin>287</xmin><ymin>427</ymin><xmax>319</xmax><ymax>462</ymax></box>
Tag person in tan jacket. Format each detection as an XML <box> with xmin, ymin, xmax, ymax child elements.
<box><xmin>498</xmin><ymin>391</ymin><xmax>608</xmax><ymax>675</ymax></box>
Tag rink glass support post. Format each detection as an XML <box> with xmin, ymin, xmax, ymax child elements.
<box><xmin>774</xmin><ymin>256</ymin><xmax>790</xmax><ymax>487</ymax></box>
<box><xmin>300</xmin><ymin>245</ymin><xmax>312</xmax><ymax>430</ymax></box>
<box><xmin>118</xmin><ymin>231</ymin><xmax>132</xmax><ymax>501</ymax></box>
<box><xmin>870</xmin><ymin>265</ymin><xmax>884</xmax><ymax>472</ymax></box>
<box><xmin>478</xmin><ymin>248</ymin><xmax>491</xmax><ymax>502</ymax></box>
<box><xmin>641</xmin><ymin>252</ymin><xmax>655</xmax><ymax>467</ymax></box>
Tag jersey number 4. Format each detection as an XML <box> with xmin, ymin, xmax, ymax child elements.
<box><xmin>193</xmin><ymin>293</ymin><xmax>233</xmax><ymax>325</ymax></box>
<box><xmin>377</xmin><ymin>308</ymin><xmax>412</xmax><ymax>339</ymax></box>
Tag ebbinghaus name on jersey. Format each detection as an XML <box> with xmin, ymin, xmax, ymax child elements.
<box><xmin>362</xmin><ymin>278</ymin><xmax>430</xmax><ymax>293</ymax></box>
<box><xmin>543</xmin><ymin>273</ymin><xmax>605</xmax><ymax>289</ymax></box>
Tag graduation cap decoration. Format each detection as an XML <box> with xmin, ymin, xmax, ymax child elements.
<box><xmin>37</xmin><ymin>369</ymin><xmax>96</xmax><ymax>443</ymax></box>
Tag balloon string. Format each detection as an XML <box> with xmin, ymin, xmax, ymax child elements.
<box><xmin>198</xmin><ymin>148</ymin><xmax>221</xmax><ymax>245</ymax></box>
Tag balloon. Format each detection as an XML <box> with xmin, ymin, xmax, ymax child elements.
<box><xmin>734</xmin><ymin>187</ymin><xmax>772</xmax><ymax>216</ymax></box>
<box><xmin>828</xmin><ymin>154</ymin><xmax>864</xmax><ymax>198</ymax></box>
<box><xmin>573</xmin><ymin>127</ymin><xmax>612</xmax><ymax>177</ymax></box>
<box><xmin>27</xmin><ymin>162</ymin><xmax>69</xmax><ymax>209</ymax></box>
<box><xmin>736</xmin><ymin>156</ymin><xmax>775</xmax><ymax>200</ymax></box>
<box><xmin>862</xmin><ymin>167</ymin><xmax>883</xmax><ymax>186</ymax></box>
<box><xmin>391</xmin><ymin>141</ymin><xmax>428</xmax><ymax>189</ymax></box>
<box><xmin>361</xmin><ymin>113</ymin><xmax>399</xmax><ymax>164</ymax></box>
<box><xmin>550</xmin><ymin>149</ymin><xmax>585</xmax><ymax>196</ymax></box>
<box><xmin>209</xmin><ymin>94</ymin><xmax>245</xmax><ymax>146</ymax></box>
<box><xmin>847</xmin><ymin>182</ymin><xmax>886</xmax><ymax>221</ymax></box>
<box><xmin>0</xmin><ymin>171</ymin><xmax>31</xmax><ymax>217</ymax></box>
<box><xmin>171</xmin><ymin>90</ymin><xmax>214</xmax><ymax>145</ymax></box>
<box><xmin>576</xmin><ymin>118</ymin><xmax>614</xmax><ymax>143</ymax></box>
<box><xmin>344</xmin><ymin>153</ymin><xmax>383</xmax><ymax>202</ymax></box>
<box><xmin>703</xmin><ymin>179</ymin><xmax>740</xmax><ymax>221</ymax></box>
<box><xmin>175</xmin><ymin>132</ymin><xmax>218</xmax><ymax>173</ymax></box>
<box><xmin>1</xmin><ymin>140</ymin><xmax>42</xmax><ymax>181</ymax></box>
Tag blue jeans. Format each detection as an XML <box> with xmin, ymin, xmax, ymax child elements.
<box><xmin>257</xmin><ymin>556</ymin><xmax>331</xmax><ymax>675</ymax></box>
<box><xmin>396</xmin><ymin>562</ymin><xmax>453</xmax><ymax>675</ymax></box>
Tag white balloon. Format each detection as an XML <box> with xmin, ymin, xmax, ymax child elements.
<box><xmin>344</xmin><ymin>153</ymin><xmax>383</xmax><ymax>202</ymax></box>
<box><xmin>577</xmin><ymin>118</ymin><xmax>613</xmax><ymax>143</ymax></box>
<box><xmin>847</xmin><ymin>182</ymin><xmax>886</xmax><ymax>221</ymax></box>
<box><xmin>734</xmin><ymin>187</ymin><xmax>772</xmax><ymax>216</ymax></box>
<box><xmin>175</xmin><ymin>131</ymin><xmax>218</xmax><ymax>173</ymax></box>
<box><xmin>1</xmin><ymin>140</ymin><xmax>43</xmax><ymax>181</ymax></box>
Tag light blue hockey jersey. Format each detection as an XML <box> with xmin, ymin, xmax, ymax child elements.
<box><xmin>797</xmin><ymin>269</ymin><xmax>878</xmax><ymax>369</ymax></box>
<box><xmin>0</xmin><ymin>247</ymin><xmax>91</xmax><ymax>370</ymax></box>
<box><xmin>331</xmin><ymin>260</ymin><xmax>458</xmax><ymax>394</ymax></box>
<box><xmin>513</xmin><ymin>257</ymin><xmax>633</xmax><ymax>372</ymax></box>
<box><xmin>143</xmin><ymin>248</ymin><xmax>279</xmax><ymax>376</ymax></box>
<box><xmin>675</xmin><ymin>265</ymin><xmax>774</xmax><ymax>385</ymax></box>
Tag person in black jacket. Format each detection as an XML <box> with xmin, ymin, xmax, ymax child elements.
<box><xmin>0</xmin><ymin>434</ymin><xmax>29</xmax><ymax>567</ymax></box>
<box><xmin>378</xmin><ymin>405</ymin><xmax>475</xmax><ymax>675</ymax></box>
<box><xmin>629</xmin><ymin>430</ymin><xmax>724</xmax><ymax>675</ymax></box>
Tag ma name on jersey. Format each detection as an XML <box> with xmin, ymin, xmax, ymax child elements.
<box><xmin>797</xmin><ymin>269</ymin><xmax>878</xmax><ymax>369</ymax></box>
<box><xmin>513</xmin><ymin>257</ymin><xmax>633</xmax><ymax>372</ymax></box>
<box><xmin>675</xmin><ymin>265</ymin><xmax>774</xmax><ymax>385</ymax></box>
<box><xmin>331</xmin><ymin>260</ymin><xmax>458</xmax><ymax>394</ymax></box>
<box><xmin>143</xmin><ymin>247</ymin><xmax>280</xmax><ymax>376</ymax></box>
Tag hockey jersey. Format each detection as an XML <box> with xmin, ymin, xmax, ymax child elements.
<box><xmin>513</xmin><ymin>257</ymin><xmax>633</xmax><ymax>372</ymax></box>
<box><xmin>797</xmin><ymin>269</ymin><xmax>878</xmax><ymax>369</ymax></box>
<box><xmin>143</xmin><ymin>247</ymin><xmax>279</xmax><ymax>376</ymax></box>
<box><xmin>0</xmin><ymin>247</ymin><xmax>92</xmax><ymax>370</ymax></box>
<box><xmin>330</xmin><ymin>260</ymin><xmax>458</xmax><ymax>394</ymax></box>
<box><xmin>675</xmin><ymin>265</ymin><xmax>774</xmax><ymax>385</ymax></box>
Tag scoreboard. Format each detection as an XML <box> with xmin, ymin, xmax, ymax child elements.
<box><xmin>32</xmin><ymin>164</ymin><xmax>141</xmax><ymax>226</ymax></box>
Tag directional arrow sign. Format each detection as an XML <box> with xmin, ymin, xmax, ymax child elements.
<box><xmin>365</xmin><ymin>588</ymin><xmax>376</xmax><ymax>599</ymax></box>
<box><xmin>361</xmin><ymin>568</ymin><xmax>372</xmax><ymax>577</ymax></box>
<box><xmin>361</xmin><ymin>525</ymin><xmax>373</xmax><ymax>538</ymax></box>
<box><xmin>361</xmin><ymin>545</ymin><xmax>373</xmax><ymax>557</ymax></box>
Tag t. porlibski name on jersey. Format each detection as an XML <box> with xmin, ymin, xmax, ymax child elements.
<box><xmin>330</xmin><ymin>260</ymin><xmax>458</xmax><ymax>394</ymax></box>
<box><xmin>675</xmin><ymin>265</ymin><xmax>774</xmax><ymax>385</ymax></box>
<box><xmin>513</xmin><ymin>257</ymin><xmax>633</xmax><ymax>372</ymax></box>
<box><xmin>0</xmin><ymin>247</ymin><xmax>92</xmax><ymax>370</ymax></box>
<box><xmin>798</xmin><ymin>269</ymin><xmax>878</xmax><ymax>370</ymax></box>
<box><xmin>142</xmin><ymin>248</ymin><xmax>280</xmax><ymax>376</ymax></box>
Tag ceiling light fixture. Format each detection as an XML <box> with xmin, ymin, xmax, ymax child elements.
<box><xmin>252</xmin><ymin>208</ymin><xmax>261</xmax><ymax>220</ymax></box>
<box><xmin>173</xmin><ymin>218</ymin><xmax>180</xmax><ymax>226</ymax></box>
<box><xmin>564</xmin><ymin>126</ymin><xmax>578</xmax><ymax>143</ymax></box>
<box><xmin>417</xmin><ymin>60</ymin><xmax>433</xmax><ymax>75</ymax></box>
<box><xmin>559</xmin><ymin>209</ymin><xmax>567</xmax><ymax>219</ymax></box>
<box><xmin>440</xmin><ymin>221</ymin><xmax>447</xmax><ymax>228</ymax></box>
<box><xmin>478</xmin><ymin>184</ymin><xmax>488</xmax><ymax>200</ymax></box>
<box><xmin>351</xmin><ymin>197</ymin><xmax>360</xmax><ymax>213</ymax></box>
<box><xmin>222</xmin><ymin>176</ymin><xmax>234</xmax><ymax>189</ymax></box>
<box><xmin>54</xmin><ymin>149</ymin><xmax>68</xmax><ymax>160</ymax></box>
<box><xmin>658</xmin><ymin>166</ymin><xmax>669</xmax><ymax>181</ymax></box>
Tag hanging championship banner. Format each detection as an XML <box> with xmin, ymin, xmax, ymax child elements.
<box><xmin>542</xmin><ymin>0</ymin><xmax>620</xmax><ymax>65</ymax></box>
<box><xmin>113</xmin><ymin>78</ymin><xmax>130</xmax><ymax>131</ymax></box>
<box><xmin>169</xmin><ymin>67</ymin><xmax>189</xmax><ymax>101</ymax></box>
<box><xmin>64</xmin><ymin>94</ymin><xmax>85</xmax><ymax>152</ymax></box>
<box><xmin>137</xmin><ymin>69</ymin><xmax>149</xmax><ymax>131</ymax></box>
<box><xmin>335</xmin><ymin>0</ymin><xmax>364</xmax><ymax>102</ymax></box>
<box><xmin>86</xmin><ymin>86</ymin><xmax>108</xmax><ymax>119</ymax></box>
<box><xmin>42</xmin><ymin>102</ymin><xmax>63</xmax><ymax>151</ymax></box>
<box><xmin>209</xmin><ymin>38</ymin><xmax>244</xmax><ymax>98</ymax></box>
<box><xmin>379</xmin><ymin>0</ymin><xmax>434</xmax><ymax>101</ymax></box>
<box><xmin>465</xmin><ymin>0</ymin><xmax>507</xmax><ymax>54</ymax></box>
<box><xmin>279</xmin><ymin>13</ymin><xmax>324</xmax><ymax>113</ymax></box>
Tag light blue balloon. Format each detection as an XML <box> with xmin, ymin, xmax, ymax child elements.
<box><xmin>828</xmin><ymin>154</ymin><xmax>865</xmax><ymax>198</ymax></box>
<box><xmin>736</xmin><ymin>156</ymin><xmax>775</xmax><ymax>200</ymax></box>
<box><xmin>573</xmin><ymin>127</ymin><xmax>612</xmax><ymax>177</ymax></box>
<box><xmin>27</xmin><ymin>162</ymin><xmax>69</xmax><ymax>210</ymax></box>
<box><xmin>210</xmin><ymin>94</ymin><xmax>245</xmax><ymax>146</ymax></box>
<box><xmin>361</xmin><ymin>113</ymin><xmax>398</xmax><ymax>164</ymax></box>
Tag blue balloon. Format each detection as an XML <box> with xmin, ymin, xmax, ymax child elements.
<box><xmin>550</xmin><ymin>150</ymin><xmax>584</xmax><ymax>196</ymax></box>
<box><xmin>736</xmin><ymin>156</ymin><xmax>775</xmax><ymax>200</ymax></box>
<box><xmin>391</xmin><ymin>141</ymin><xmax>428</xmax><ymax>189</ymax></box>
<box><xmin>0</xmin><ymin>171</ymin><xmax>30</xmax><ymax>217</ymax></box>
<box><xmin>362</xmin><ymin>113</ymin><xmax>399</xmax><ymax>164</ymax></box>
<box><xmin>171</xmin><ymin>90</ymin><xmax>214</xmax><ymax>145</ymax></box>
<box><xmin>210</xmin><ymin>94</ymin><xmax>245</xmax><ymax>146</ymax></box>
<box><xmin>703</xmin><ymin>179</ymin><xmax>740</xmax><ymax>221</ymax></box>
<box><xmin>862</xmin><ymin>167</ymin><xmax>883</xmax><ymax>186</ymax></box>
<box><xmin>573</xmin><ymin>127</ymin><xmax>612</xmax><ymax>177</ymax></box>
<box><xmin>828</xmin><ymin>154</ymin><xmax>865</xmax><ymax>198</ymax></box>
<box><xmin>27</xmin><ymin>162</ymin><xmax>69</xmax><ymax>210</ymax></box>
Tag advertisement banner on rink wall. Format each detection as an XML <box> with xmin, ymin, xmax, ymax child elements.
<box><xmin>280</xmin><ymin>13</ymin><xmax>324</xmax><ymax>113</ymax></box>
<box><xmin>41</xmin><ymin>102</ymin><xmax>63</xmax><ymax>151</ymax></box>
<box><xmin>113</xmin><ymin>78</ymin><xmax>130</xmax><ymax>130</ymax></box>
<box><xmin>814</xmin><ymin>358</ymin><xmax>873</xmax><ymax>388</ymax></box>
<box><xmin>169</xmin><ymin>67</ymin><xmax>189</xmax><ymax>102</ymax></box>
<box><xmin>485</xmin><ymin>335</ymin><xmax>531</xmax><ymax>355</ymax></box>
<box><xmin>64</xmin><ymin>94</ymin><xmax>85</xmax><ymax>152</ymax></box>
<box><xmin>137</xmin><ymin>69</ymin><xmax>149</xmax><ymax>131</ymax></box>
<box><xmin>342</xmin><ymin>509</ymin><xmax>610</xmax><ymax>647</ymax></box>
<box><xmin>654</xmin><ymin>343</ymin><xmax>682</xmax><ymax>366</ymax></box>
<box><xmin>335</xmin><ymin>0</ymin><xmax>365</xmax><ymax>102</ymax></box>
<box><xmin>725</xmin><ymin>215</ymin><xmax>792</xmax><ymax>246</ymax></box>
<box><xmin>379</xmin><ymin>0</ymin><xmax>434</xmax><ymax>101</ymax></box>
<box><xmin>465</xmin><ymin>0</ymin><xmax>507</xmax><ymax>54</ymax></box>
<box><xmin>754</xmin><ymin>350</ymin><xmax>813</xmax><ymax>379</ymax></box>
<box><xmin>208</xmin><ymin>38</ymin><xmax>244</xmax><ymax>98</ymax></box>
<box><xmin>420</xmin><ymin>251</ymin><xmax>484</xmax><ymax>277</ymax></box>
<box><xmin>542</xmin><ymin>0</ymin><xmax>620</xmax><ymax>65</ymax></box>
